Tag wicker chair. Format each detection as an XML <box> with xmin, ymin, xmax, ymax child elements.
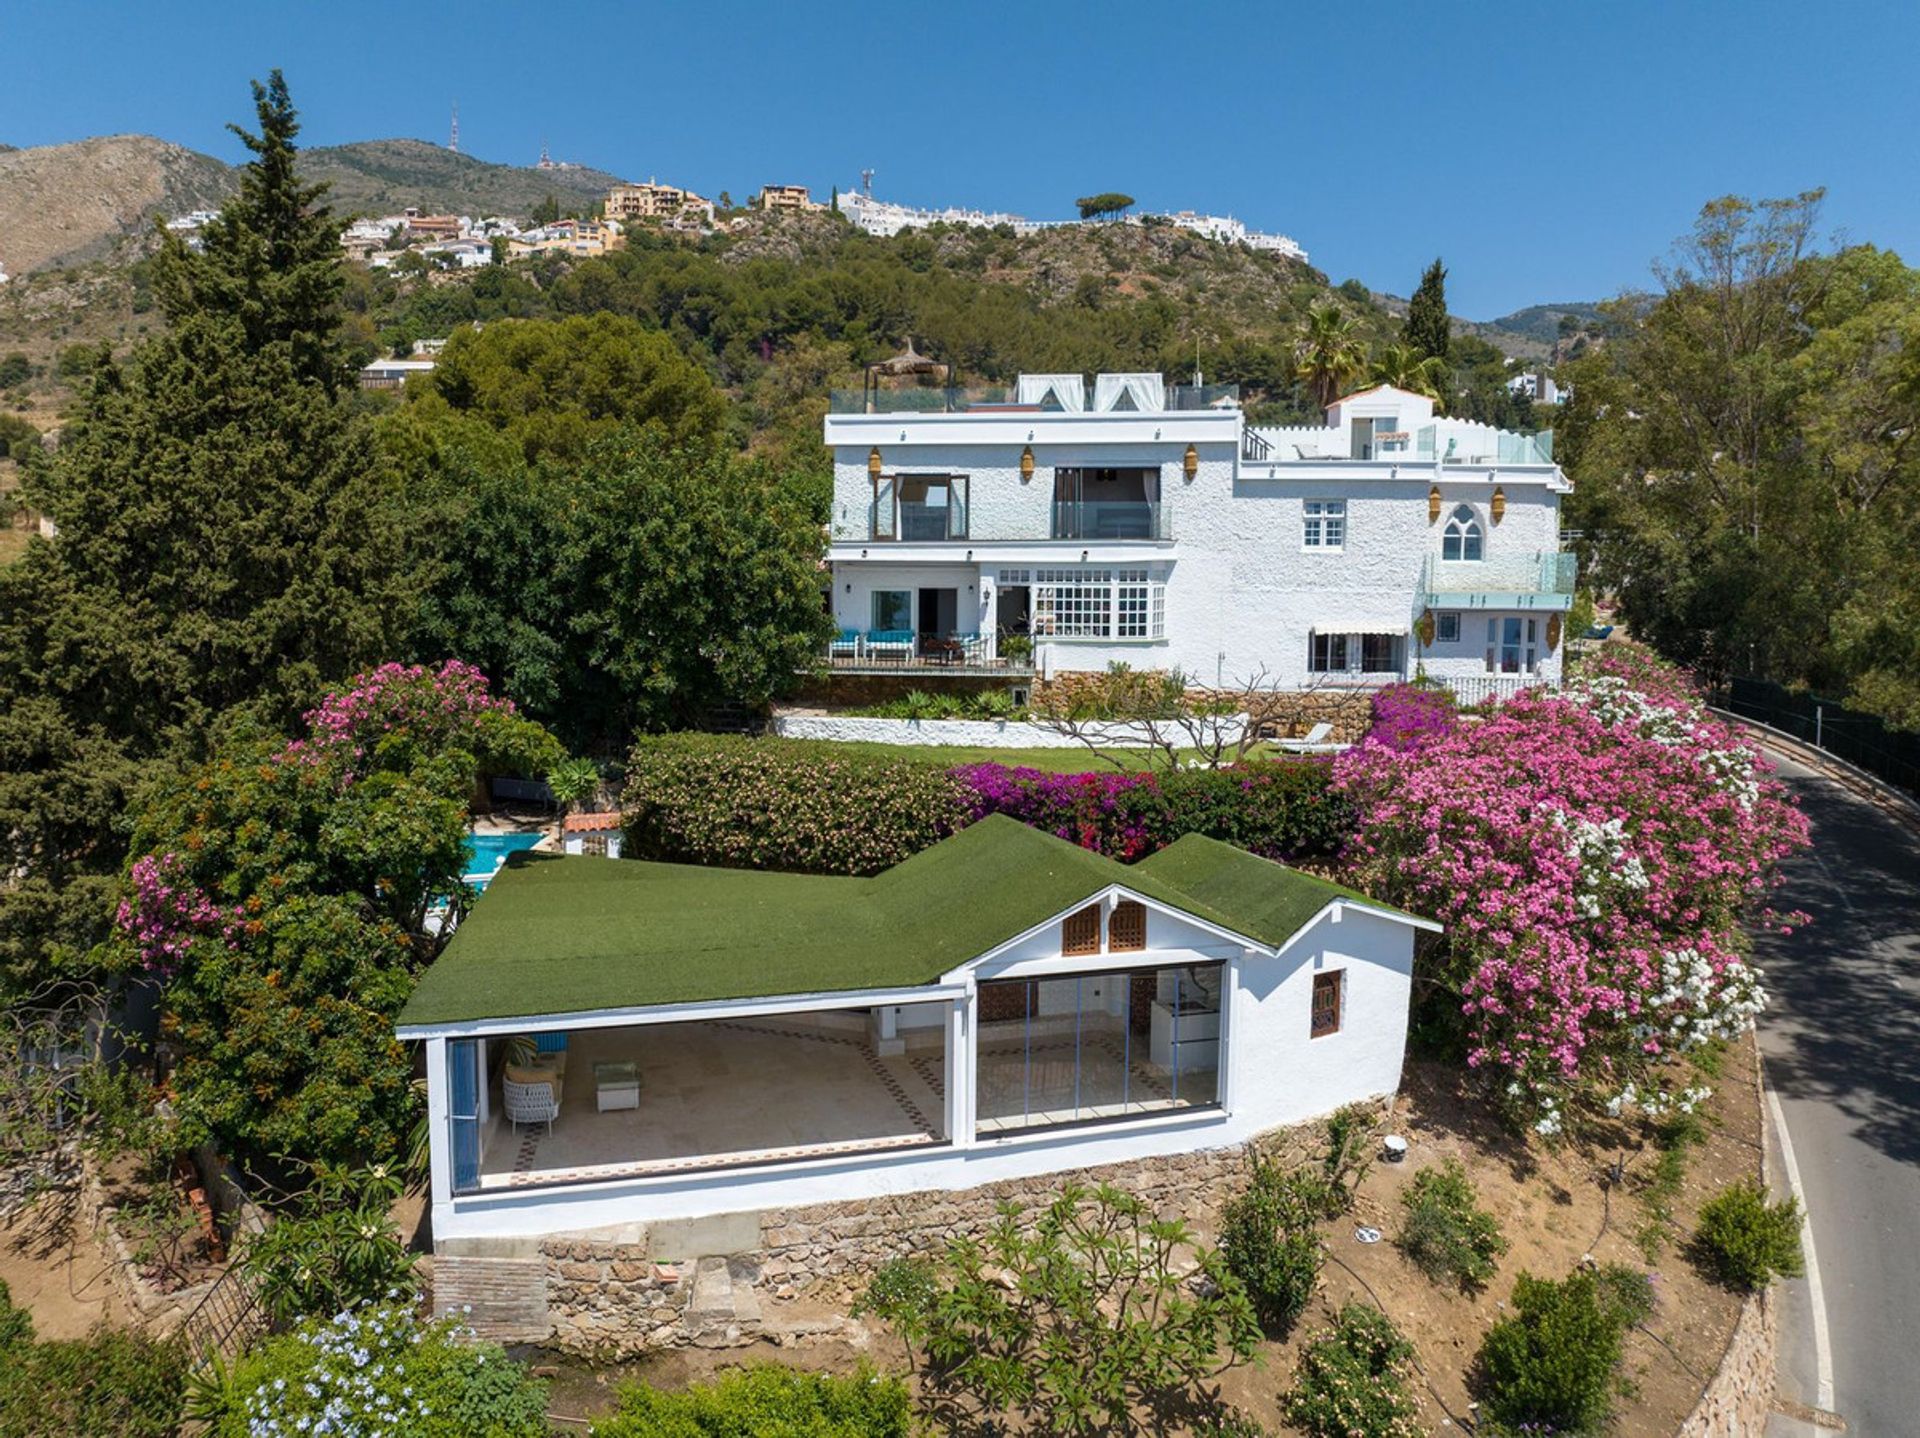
<box><xmin>503</xmin><ymin>1078</ymin><xmax>560</xmax><ymax>1136</ymax></box>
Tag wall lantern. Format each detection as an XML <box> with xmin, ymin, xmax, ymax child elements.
<box><xmin>1546</xmin><ymin>613</ymin><xmax>1563</xmax><ymax>651</ymax></box>
<box><xmin>1428</xmin><ymin>484</ymin><xmax>1442</xmax><ymax>523</ymax></box>
<box><xmin>1491</xmin><ymin>485</ymin><xmax>1508</xmax><ymax>524</ymax></box>
<box><xmin>1182</xmin><ymin>443</ymin><xmax>1200</xmax><ymax>483</ymax></box>
<box><xmin>867</xmin><ymin>446</ymin><xmax>883</xmax><ymax>481</ymax></box>
<box><xmin>1019</xmin><ymin>445</ymin><xmax>1035</xmax><ymax>482</ymax></box>
<box><xmin>844</xmin><ymin>583</ymin><xmax>852</xmax><ymax>593</ymax></box>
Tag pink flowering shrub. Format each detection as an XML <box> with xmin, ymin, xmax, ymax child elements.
<box><xmin>1335</xmin><ymin>648</ymin><xmax>1808</xmax><ymax>1130</ymax></box>
<box><xmin>114</xmin><ymin>852</ymin><xmax>242</xmax><ymax>978</ymax></box>
<box><xmin>1362</xmin><ymin>683</ymin><xmax>1458</xmax><ymax>752</ymax></box>
<box><xmin>289</xmin><ymin>661</ymin><xmax>520</xmax><ymax>781</ymax></box>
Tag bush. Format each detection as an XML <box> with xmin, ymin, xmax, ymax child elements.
<box><xmin>1219</xmin><ymin>1157</ymin><xmax>1327</xmax><ymax>1337</ymax></box>
<box><xmin>1475</xmin><ymin>1269</ymin><xmax>1631</xmax><ymax>1435</ymax></box>
<box><xmin>209</xmin><ymin>1300</ymin><xmax>548</xmax><ymax>1438</ymax></box>
<box><xmin>0</xmin><ymin>1283</ymin><xmax>186</xmax><ymax>1438</ymax></box>
<box><xmin>847</xmin><ymin>688</ymin><xmax>1026</xmax><ymax>720</ymax></box>
<box><xmin>590</xmin><ymin>1364</ymin><xmax>912</xmax><ymax>1436</ymax></box>
<box><xmin>625</xmin><ymin>734</ymin><xmax>968</xmax><ymax>874</ymax></box>
<box><xmin>1693</xmin><ymin>1180</ymin><xmax>1804</xmax><ymax>1290</ymax></box>
<box><xmin>856</xmin><ymin>1182</ymin><xmax>1258</xmax><ymax>1433</ymax></box>
<box><xmin>238</xmin><ymin>1163</ymin><xmax>418</xmax><ymax>1326</ymax></box>
<box><xmin>1396</xmin><ymin>1159</ymin><xmax>1507</xmax><ymax>1289</ymax></box>
<box><xmin>1286</xmin><ymin>1304</ymin><xmax>1422</xmax><ymax>1438</ymax></box>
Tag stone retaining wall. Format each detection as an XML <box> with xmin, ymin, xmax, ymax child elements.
<box><xmin>1677</xmin><ymin>1288</ymin><xmax>1776</xmax><ymax>1437</ymax></box>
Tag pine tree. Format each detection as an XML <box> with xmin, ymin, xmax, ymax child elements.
<box><xmin>1405</xmin><ymin>257</ymin><xmax>1450</xmax><ymax>363</ymax></box>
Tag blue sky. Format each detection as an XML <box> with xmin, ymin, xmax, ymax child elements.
<box><xmin>4</xmin><ymin>0</ymin><xmax>1912</xmax><ymax>316</ymax></box>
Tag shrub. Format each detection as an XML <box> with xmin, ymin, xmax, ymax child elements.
<box><xmin>1321</xmin><ymin>1102</ymin><xmax>1377</xmax><ymax>1211</ymax></box>
<box><xmin>625</xmin><ymin>734</ymin><xmax>968</xmax><ymax>874</ymax></box>
<box><xmin>856</xmin><ymin>1182</ymin><xmax>1258</xmax><ymax>1434</ymax></box>
<box><xmin>590</xmin><ymin>1364</ymin><xmax>912</xmax><ymax>1436</ymax></box>
<box><xmin>0</xmin><ymin>1283</ymin><xmax>186</xmax><ymax>1438</ymax></box>
<box><xmin>1396</xmin><ymin>1159</ymin><xmax>1507</xmax><ymax>1289</ymax></box>
<box><xmin>1363</xmin><ymin>682</ymin><xmax>1456</xmax><ymax>751</ymax></box>
<box><xmin>238</xmin><ymin>1163</ymin><xmax>418</xmax><ymax>1326</ymax></box>
<box><xmin>1219</xmin><ymin>1156</ymin><xmax>1327</xmax><ymax>1337</ymax></box>
<box><xmin>1475</xmin><ymin>1269</ymin><xmax>1630</xmax><ymax>1435</ymax></box>
<box><xmin>1692</xmin><ymin>1180</ymin><xmax>1804</xmax><ymax>1290</ymax></box>
<box><xmin>209</xmin><ymin>1300</ymin><xmax>548</xmax><ymax>1438</ymax></box>
<box><xmin>1286</xmin><ymin>1304</ymin><xmax>1422</xmax><ymax>1438</ymax></box>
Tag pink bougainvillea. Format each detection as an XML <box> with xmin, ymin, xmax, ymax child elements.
<box><xmin>288</xmin><ymin>660</ymin><xmax>517</xmax><ymax>780</ymax></box>
<box><xmin>1334</xmin><ymin>651</ymin><xmax>1809</xmax><ymax>1129</ymax></box>
<box><xmin>114</xmin><ymin>852</ymin><xmax>241</xmax><ymax>979</ymax></box>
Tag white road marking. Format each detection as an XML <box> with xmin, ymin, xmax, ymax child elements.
<box><xmin>1766</xmin><ymin>1077</ymin><xmax>1835</xmax><ymax>1414</ymax></box>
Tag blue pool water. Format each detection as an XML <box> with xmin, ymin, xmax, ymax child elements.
<box><xmin>465</xmin><ymin>831</ymin><xmax>542</xmax><ymax>887</ymax></box>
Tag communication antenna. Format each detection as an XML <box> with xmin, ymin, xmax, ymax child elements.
<box><xmin>860</xmin><ymin>168</ymin><xmax>875</xmax><ymax>198</ymax></box>
<box><xmin>449</xmin><ymin>101</ymin><xmax>460</xmax><ymax>154</ymax></box>
<box><xmin>537</xmin><ymin>139</ymin><xmax>553</xmax><ymax>169</ymax></box>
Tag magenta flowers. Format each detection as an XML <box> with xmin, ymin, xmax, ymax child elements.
<box><xmin>1334</xmin><ymin>650</ymin><xmax>1809</xmax><ymax>1129</ymax></box>
<box><xmin>114</xmin><ymin>852</ymin><xmax>241</xmax><ymax>979</ymax></box>
<box><xmin>291</xmin><ymin>660</ymin><xmax>518</xmax><ymax>780</ymax></box>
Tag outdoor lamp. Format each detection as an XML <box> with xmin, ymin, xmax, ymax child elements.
<box><xmin>1020</xmin><ymin>444</ymin><xmax>1035</xmax><ymax>482</ymax></box>
<box><xmin>1491</xmin><ymin>486</ymin><xmax>1507</xmax><ymax>524</ymax></box>
<box><xmin>1183</xmin><ymin>443</ymin><xmax>1200</xmax><ymax>482</ymax></box>
<box><xmin>867</xmin><ymin>446</ymin><xmax>882</xmax><ymax>481</ymax></box>
<box><xmin>1428</xmin><ymin>484</ymin><xmax>1442</xmax><ymax>523</ymax></box>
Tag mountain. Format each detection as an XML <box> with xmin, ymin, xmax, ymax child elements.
<box><xmin>299</xmin><ymin>139</ymin><xmax>627</xmax><ymax>218</ymax></box>
<box><xmin>1480</xmin><ymin>301</ymin><xmax>1607</xmax><ymax>347</ymax></box>
<box><xmin>0</xmin><ymin>134</ymin><xmax>232</xmax><ymax>274</ymax></box>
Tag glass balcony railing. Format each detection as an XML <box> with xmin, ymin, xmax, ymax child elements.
<box><xmin>828</xmin><ymin>382</ymin><xmax>1240</xmax><ymax>415</ymax></box>
<box><xmin>1421</xmin><ymin>551</ymin><xmax>1577</xmax><ymax>608</ymax></box>
<box><xmin>1050</xmin><ymin>501</ymin><xmax>1169</xmax><ymax>541</ymax></box>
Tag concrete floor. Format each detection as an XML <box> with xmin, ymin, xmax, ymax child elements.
<box><xmin>478</xmin><ymin>1018</ymin><xmax>944</xmax><ymax>1188</ymax></box>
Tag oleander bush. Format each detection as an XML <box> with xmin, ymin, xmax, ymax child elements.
<box><xmin>207</xmin><ymin>1300</ymin><xmax>548</xmax><ymax>1438</ymax></box>
<box><xmin>0</xmin><ymin>1281</ymin><xmax>186</xmax><ymax>1438</ymax></box>
<box><xmin>1692</xmin><ymin>1180</ymin><xmax>1804</xmax><ymax>1290</ymax></box>
<box><xmin>1474</xmin><ymin>1268</ymin><xmax>1639</xmax><ymax>1436</ymax></box>
<box><xmin>1218</xmin><ymin>1156</ymin><xmax>1328</xmax><ymax>1338</ymax></box>
<box><xmin>589</xmin><ymin>1364</ymin><xmax>913</xmax><ymax>1436</ymax></box>
<box><xmin>1396</xmin><ymin>1158</ymin><xmax>1508</xmax><ymax>1290</ymax></box>
<box><xmin>1285</xmin><ymin>1303</ymin><xmax>1423</xmax><ymax>1438</ymax></box>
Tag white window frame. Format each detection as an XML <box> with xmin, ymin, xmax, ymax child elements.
<box><xmin>1032</xmin><ymin>567</ymin><xmax>1166</xmax><ymax>642</ymax></box>
<box><xmin>1484</xmin><ymin>616</ymin><xmax>1540</xmax><ymax>674</ymax></box>
<box><xmin>1303</xmin><ymin>498</ymin><xmax>1347</xmax><ymax>551</ymax></box>
<box><xmin>1442</xmin><ymin>504</ymin><xmax>1484</xmax><ymax>562</ymax></box>
<box><xmin>1435</xmin><ymin>612</ymin><xmax>1461</xmax><ymax>643</ymax></box>
<box><xmin>1308</xmin><ymin>633</ymin><xmax>1350</xmax><ymax>673</ymax></box>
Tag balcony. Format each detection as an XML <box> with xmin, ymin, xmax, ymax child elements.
<box><xmin>1050</xmin><ymin>500</ymin><xmax>1170</xmax><ymax>541</ymax></box>
<box><xmin>827</xmin><ymin>382</ymin><xmax>1238</xmax><ymax>415</ymax></box>
<box><xmin>1421</xmin><ymin>551</ymin><xmax>1577</xmax><ymax>610</ymax></box>
<box><xmin>820</xmin><ymin>630</ymin><xmax>1034</xmax><ymax>675</ymax></box>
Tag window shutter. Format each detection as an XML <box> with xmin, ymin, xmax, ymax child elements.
<box><xmin>1061</xmin><ymin>903</ymin><xmax>1102</xmax><ymax>956</ymax></box>
<box><xmin>1311</xmin><ymin>971</ymin><xmax>1344</xmax><ymax>1038</ymax></box>
<box><xmin>1109</xmin><ymin>900</ymin><xmax>1147</xmax><ymax>952</ymax></box>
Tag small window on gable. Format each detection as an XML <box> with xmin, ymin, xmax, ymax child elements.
<box><xmin>1062</xmin><ymin>903</ymin><xmax>1102</xmax><ymax>957</ymax></box>
<box><xmin>1311</xmin><ymin>970</ymin><xmax>1344</xmax><ymax>1038</ymax></box>
<box><xmin>1109</xmin><ymin>900</ymin><xmax>1146</xmax><ymax>952</ymax></box>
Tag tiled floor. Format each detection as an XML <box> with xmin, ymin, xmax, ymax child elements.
<box><xmin>478</xmin><ymin>1019</ymin><xmax>944</xmax><ymax>1189</ymax></box>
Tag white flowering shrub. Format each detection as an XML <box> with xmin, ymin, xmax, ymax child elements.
<box><xmin>210</xmin><ymin>1300</ymin><xmax>547</xmax><ymax>1438</ymax></box>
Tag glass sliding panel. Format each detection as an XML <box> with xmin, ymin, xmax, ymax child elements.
<box><xmin>897</xmin><ymin>475</ymin><xmax>968</xmax><ymax>541</ymax></box>
<box><xmin>448</xmin><ymin>1038</ymin><xmax>481</xmax><ymax>1195</ymax></box>
<box><xmin>872</xmin><ymin>590</ymin><xmax>912</xmax><ymax>631</ymax></box>
<box><xmin>871</xmin><ymin>476</ymin><xmax>896</xmax><ymax>539</ymax></box>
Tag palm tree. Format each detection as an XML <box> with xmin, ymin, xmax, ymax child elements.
<box><xmin>1367</xmin><ymin>342</ymin><xmax>1451</xmax><ymax>411</ymax></box>
<box><xmin>1293</xmin><ymin>305</ymin><xmax>1367</xmax><ymax>410</ymax></box>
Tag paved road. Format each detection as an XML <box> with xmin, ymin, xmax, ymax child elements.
<box><xmin>1753</xmin><ymin>750</ymin><xmax>1920</xmax><ymax>1438</ymax></box>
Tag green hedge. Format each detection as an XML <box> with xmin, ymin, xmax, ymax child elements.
<box><xmin>623</xmin><ymin>735</ymin><xmax>1348</xmax><ymax>876</ymax></box>
<box><xmin>0</xmin><ymin>1281</ymin><xmax>185</xmax><ymax>1438</ymax></box>
<box><xmin>590</xmin><ymin>1364</ymin><xmax>912</xmax><ymax>1436</ymax></box>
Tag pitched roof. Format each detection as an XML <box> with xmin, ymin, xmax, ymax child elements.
<box><xmin>562</xmin><ymin>811</ymin><xmax>622</xmax><ymax>833</ymax></box>
<box><xmin>397</xmin><ymin>815</ymin><xmax>1425</xmax><ymax>1029</ymax></box>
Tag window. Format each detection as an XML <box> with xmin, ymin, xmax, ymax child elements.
<box><xmin>1062</xmin><ymin>903</ymin><xmax>1102</xmax><ymax>956</ymax></box>
<box><xmin>1360</xmin><ymin>633</ymin><xmax>1403</xmax><ymax>673</ymax></box>
<box><xmin>1109</xmin><ymin>900</ymin><xmax>1146</xmax><ymax>952</ymax></box>
<box><xmin>975</xmin><ymin>962</ymin><xmax>1223</xmax><ymax>1134</ymax></box>
<box><xmin>871</xmin><ymin>590</ymin><xmax>911</xmax><ymax>632</ymax></box>
<box><xmin>580</xmin><ymin>834</ymin><xmax>609</xmax><ymax>858</ymax></box>
<box><xmin>1303</xmin><ymin>499</ymin><xmax>1346</xmax><ymax>549</ymax></box>
<box><xmin>1442</xmin><ymin>504</ymin><xmax>1484</xmax><ymax>562</ymax></box>
<box><xmin>1309</xmin><ymin>632</ymin><xmax>1350</xmax><ymax>673</ymax></box>
<box><xmin>1485</xmin><ymin>616</ymin><xmax>1539</xmax><ymax>675</ymax></box>
<box><xmin>1436</xmin><ymin>612</ymin><xmax>1461</xmax><ymax>643</ymax></box>
<box><xmin>1052</xmin><ymin>468</ymin><xmax>1162</xmax><ymax>540</ymax></box>
<box><xmin>1311</xmin><ymin>970</ymin><xmax>1343</xmax><ymax>1038</ymax></box>
<box><xmin>874</xmin><ymin>474</ymin><xmax>969</xmax><ymax>541</ymax></box>
<box><xmin>1032</xmin><ymin>567</ymin><xmax>1166</xmax><ymax>641</ymax></box>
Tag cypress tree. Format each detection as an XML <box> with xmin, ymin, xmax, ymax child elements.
<box><xmin>1405</xmin><ymin>257</ymin><xmax>1450</xmax><ymax>362</ymax></box>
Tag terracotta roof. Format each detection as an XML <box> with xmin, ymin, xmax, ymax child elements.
<box><xmin>562</xmin><ymin>811</ymin><xmax>622</xmax><ymax>833</ymax></box>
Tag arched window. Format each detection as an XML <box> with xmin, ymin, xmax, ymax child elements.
<box><xmin>1442</xmin><ymin>504</ymin><xmax>1484</xmax><ymax>561</ymax></box>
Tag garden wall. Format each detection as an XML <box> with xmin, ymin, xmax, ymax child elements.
<box><xmin>1677</xmin><ymin>1288</ymin><xmax>1776</xmax><ymax>1437</ymax></box>
<box><xmin>769</xmin><ymin>714</ymin><xmax>1250</xmax><ymax>750</ymax></box>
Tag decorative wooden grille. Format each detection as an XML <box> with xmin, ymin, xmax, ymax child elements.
<box><xmin>1061</xmin><ymin>903</ymin><xmax>1102</xmax><ymax>956</ymax></box>
<box><xmin>1310</xmin><ymin>970</ymin><xmax>1343</xmax><ymax>1038</ymax></box>
<box><xmin>1108</xmin><ymin>900</ymin><xmax>1146</xmax><ymax>952</ymax></box>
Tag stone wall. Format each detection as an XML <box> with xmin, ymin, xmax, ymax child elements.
<box><xmin>1676</xmin><ymin>1289</ymin><xmax>1776</xmax><ymax>1437</ymax></box>
<box><xmin>791</xmin><ymin>671</ymin><xmax>1025</xmax><ymax>709</ymax></box>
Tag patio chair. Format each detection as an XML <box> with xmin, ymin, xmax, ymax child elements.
<box><xmin>865</xmin><ymin>629</ymin><xmax>915</xmax><ymax>662</ymax></box>
<box><xmin>827</xmin><ymin>628</ymin><xmax>863</xmax><ymax>660</ymax></box>
<box><xmin>504</xmin><ymin>1078</ymin><xmax>560</xmax><ymax>1137</ymax></box>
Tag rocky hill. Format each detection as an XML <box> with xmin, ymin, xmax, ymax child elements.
<box><xmin>300</xmin><ymin>139</ymin><xmax>626</xmax><ymax>218</ymax></box>
<box><xmin>0</xmin><ymin>135</ymin><xmax>232</xmax><ymax>275</ymax></box>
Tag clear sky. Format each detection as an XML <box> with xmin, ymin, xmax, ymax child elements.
<box><xmin>4</xmin><ymin>0</ymin><xmax>1913</xmax><ymax>317</ymax></box>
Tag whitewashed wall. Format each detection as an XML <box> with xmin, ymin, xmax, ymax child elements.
<box><xmin>771</xmin><ymin>714</ymin><xmax>1248</xmax><ymax>749</ymax></box>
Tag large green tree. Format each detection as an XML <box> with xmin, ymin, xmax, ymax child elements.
<box><xmin>0</xmin><ymin>73</ymin><xmax>406</xmax><ymax>991</ymax></box>
<box><xmin>1403</xmin><ymin>256</ymin><xmax>1450</xmax><ymax>362</ymax></box>
<box><xmin>411</xmin><ymin>430</ymin><xmax>833</xmax><ymax>749</ymax></box>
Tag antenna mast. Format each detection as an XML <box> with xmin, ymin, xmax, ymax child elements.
<box><xmin>860</xmin><ymin>168</ymin><xmax>875</xmax><ymax>198</ymax></box>
<box><xmin>449</xmin><ymin>101</ymin><xmax>460</xmax><ymax>154</ymax></box>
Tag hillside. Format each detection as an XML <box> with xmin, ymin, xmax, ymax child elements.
<box><xmin>300</xmin><ymin>138</ymin><xmax>626</xmax><ymax>217</ymax></box>
<box><xmin>0</xmin><ymin>135</ymin><xmax>232</xmax><ymax>275</ymax></box>
<box><xmin>1483</xmin><ymin>301</ymin><xmax>1607</xmax><ymax>346</ymax></box>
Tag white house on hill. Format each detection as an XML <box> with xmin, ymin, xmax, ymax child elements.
<box><xmin>821</xmin><ymin>378</ymin><xmax>1575</xmax><ymax>695</ymax></box>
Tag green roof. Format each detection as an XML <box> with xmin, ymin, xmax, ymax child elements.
<box><xmin>397</xmin><ymin>816</ymin><xmax>1424</xmax><ymax>1029</ymax></box>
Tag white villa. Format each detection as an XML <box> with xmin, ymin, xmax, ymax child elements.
<box><xmin>401</xmin><ymin>818</ymin><xmax>1435</xmax><ymax>1252</ymax></box>
<box><xmin>821</xmin><ymin>378</ymin><xmax>1574</xmax><ymax>697</ymax></box>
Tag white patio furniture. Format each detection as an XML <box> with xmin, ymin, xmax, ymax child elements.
<box><xmin>593</xmin><ymin>1059</ymin><xmax>641</xmax><ymax>1112</ymax></box>
<box><xmin>504</xmin><ymin>1078</ymin><xmax>560</xmax><ymax>1136</ymax></box>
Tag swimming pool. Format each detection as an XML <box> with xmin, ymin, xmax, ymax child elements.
<box><xmin>465</xmin><ymin>831</ymin><xmax>543</xmax><ymax>887</ymax></box>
